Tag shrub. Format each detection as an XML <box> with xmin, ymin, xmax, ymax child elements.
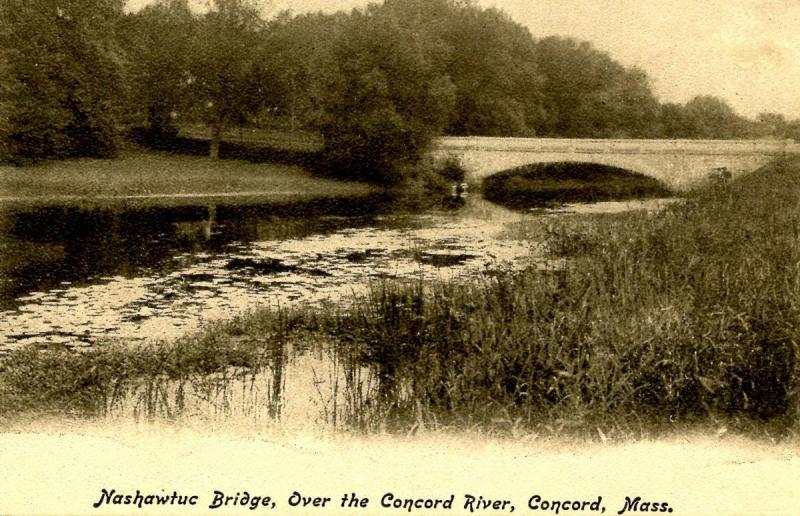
<box><xmin>437</xmin><ymin>156</ymin><xmax>466</xmax><ymax>183</ymax></box>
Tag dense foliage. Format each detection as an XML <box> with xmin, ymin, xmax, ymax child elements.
<box><xmin>0</xmin><ymin>0</ymin><xmax>125</xmax><ymax>163</ymax></box>
<box><xmin>2</xmin><ymin>0</ymin><xmax>799</xmax><ymax>178</ymax></box>
<box><xmin>316</xmin><ymin>6</ymin><xmax>456</xmax><ymax>183</ymax></box>
<box><xmin>117</xmin><ymin>0</ymin><xmax>194</xmax><ymax>141</ymax></box>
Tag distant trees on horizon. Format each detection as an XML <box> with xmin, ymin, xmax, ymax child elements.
<box><xmin>2</xmin><ymin>0</ymin><xmax>798</xmax><ymax>179</ymax></box>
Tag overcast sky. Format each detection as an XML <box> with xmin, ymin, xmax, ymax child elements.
<box><xmin>125</xmin><ymin>0</ymin><xmax>800</xmax><ymax>119</ymax></box>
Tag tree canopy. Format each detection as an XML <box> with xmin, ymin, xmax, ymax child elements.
<box><xmin>189</xmin><ymin>0</ymin><xmax>268</xmax><ymax>158</ymax></box>
<box><xmin>117</xmin><ymin>0</ymin><xmax>195</xmax><ymax>140</ymax></box>
<box><xmin>316</xmin><ymin>5</ymin><xmax>456</xmax><ymax>183</ymax></box>
<box><xmin>2</xmin><ymin>0</ymin><xmax>796</xmax><ymax>175</ymax></box>
<box><xmin>0</xmin><ymin>0</ymin><xmax>126</xmax><ymax>162</ymax></box>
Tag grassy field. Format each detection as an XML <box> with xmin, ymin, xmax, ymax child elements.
<box><xmin>1</xmin><ymin>158</ymin><xmax>798</xmax><ymax>439</ymax></box>
<box><xmin>0</xmin><ymin>148</ymin><xmax>375</xmax><ymax>207</ymax></box>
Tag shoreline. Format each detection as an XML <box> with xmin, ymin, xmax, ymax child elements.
<box><xmin>0</xmin><ymin>158</ymin><xmax>798</xmax><ymax>440</ymax></box>
<box><xmin>0</xmin><ymin>190</ymin><xmax>376</xmax><ymax>203</ymax></box>
<box><xmin>0</xmin><ymin>149</ymin><xmax>376</xmax><ymax>207</ymax></box>
<box><xmin>0</xmin><ymin>189</ymin><xmax>380</xmax><ymax>209</ymax></box>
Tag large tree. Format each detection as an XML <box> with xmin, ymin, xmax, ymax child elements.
<box><xmin>753</xmin><ymin>112</ymin><xmax>788</xmax><ymax>139</ymax></box>
<box><xmin>119</xmin><ymin>0</ymin><xmax>195</xmax><ymax>140</ymax></box>
<box><xmin>658</xmin><ymin>102</ymin><xmax>692</xmax><ymax>139</ymax></box>
<box><xmin>380</xmin><ymin>0</ymin><xmax>545</xmax><ymax>136</ymax></box>
<box><xmin>0</xmin><ymin>0</ymin><xmax>125</xmax><ymax>162</ymax></box>
<box><xmin>682</xmin><ymin>95</ymin><xmax>749</xmax><ymax>139</ymax></box>
<box><xmin>261</xmin><ymin>11</ymin><xmax>347</xmax><ymax>131</ymax></box>
<box><xmin>535</xmin><ymin>37</ymin><xmax>660</xmax><ymax>138</ymax></box>
<box><xmin>318</xmin><ymin>7</ymin><xmax>455</xmax><ymax>184</ymax></box>
<box><xmin>189</xmin><ymin>0</ymin><xmax>267</xmax><ymax>159</ymax></box>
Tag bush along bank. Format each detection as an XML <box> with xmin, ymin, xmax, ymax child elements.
<box><xmin>1</xmin><ymin>158</ymin><xmax>798</xmax><ymax>438</ymax></box>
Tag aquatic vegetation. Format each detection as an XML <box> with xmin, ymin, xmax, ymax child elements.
<box><xmin>1</xmin><ymin>158</ymin><xmax>798</xmax><ymax>439</ymax></box>
<box><xmin>350</xmin><ymin>158</ymin><xmax>800</xmax><ymax>435</ymax></box>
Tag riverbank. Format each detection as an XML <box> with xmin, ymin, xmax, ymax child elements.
<box><xmin>1</xmin><ymin>158</ymin><xmax>798</xmax><ymax>438</ymax></box>
<box><xmin>0</xmin><ymin>149</ymin><xmax>376</xmax><ymax>207</ymax></box>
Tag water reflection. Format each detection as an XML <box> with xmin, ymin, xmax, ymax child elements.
<box><xmin>0</xmin><ymin>196</ymin><xmax>395</xmax><ymax>309</ymax></box>
<box><xmin>1</xmin><ymin>194</ymin><xmax>675</xmax><ymax>429</ymax></box>
<box><xmin>104</xmin><ymin>341</ymin><xmax>381</xmax><ymax>432</ymax></box>
<box><xmin>0</xmin><ymin>195</ymin><xmax>535</xmax><ymax>353</ymax></box>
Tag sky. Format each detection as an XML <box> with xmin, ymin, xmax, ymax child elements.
<box><xmin>125</xmin><ymin>0</ymin><xmax>800</xmax><ymax>119</ymax></box>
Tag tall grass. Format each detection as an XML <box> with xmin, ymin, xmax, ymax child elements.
<box><xmin>1</xmin><ymin>158</ymin><xmax>798</xmax><ymax>437</ymax></box>
<box><xmin>346</xmin><ymin>159</ymin><xmax>800</xmax><ymax>434</ymax></box>
<box><xmin>0</xmin><ymin>309</ymin><xmax>293</xmax><ymax>421</ymax></box>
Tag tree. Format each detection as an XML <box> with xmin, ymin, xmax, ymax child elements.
<box><xmin>119</xmin><ymin>0</ymin><xmax>195</xmax><ymax>140</ymax></box>
<box><xmin>534</xmin><ymin>37</ymin><xmax>661</xmax><ymax>138</ymax></box>
<box><xmin>0</xmin><ymin>0</ymin><xmax>125</xmax><ymax>162</ymax></box>
<box><xmin>318</xmin><ymin>8</ymin><xmax>455</xmax><ymax>184</ymax></box>
<box><xmin>754</xmin><ymin>112</ymin><xmax>788</xmax><ymax>139</ymax></box>
<box><xmin>380</xmin><ymin>0</ymin><xmax>545</xmax><ymax>136</ymax></box>
<box><xmin>787</xmin><ymin>120</ymin><xmax>800</xmax><ymax>142</ymax></box>
<box><xmin>682</xmin><ymin>95</ymin><xmax>749</xmax><ymax>139</ymax></box>
<box><xmin>602</xmin><ymin>67</ymin><xmax>661</xmax><ymax>137</ymax></box>
<box><xmin>260</xmin><ymin>11</ymin><xmax>347</xmax><ymax>131</ymax></box>
<box><xmin>189</xmin><ymin>0</ymin><xmax>267</xmax><ymax>159</ymax></box>
<box><xmin>658</xmin><ymin>102</ymin><xmax>691</xmax><ymax>139</ymax></box>
<box><xmin>440</xmin><ymin>5</ymin><xmax>543</xmax><ymax>136</ymax></box>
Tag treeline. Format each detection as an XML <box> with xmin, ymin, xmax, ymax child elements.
<box><xmin>2</xmin><ymin>0</ymin><xmax>799</xmax><ymax>181</ymax></box>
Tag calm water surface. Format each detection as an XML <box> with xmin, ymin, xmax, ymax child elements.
<box><xmin>0</xmin><ymin>194</ymin><xmax>543</xmax><ymax>353</ymax></box>
<box><xmin>0</xmin><ymin>193</ymin><xmax>669</xmax><ymax>428</ymax></box>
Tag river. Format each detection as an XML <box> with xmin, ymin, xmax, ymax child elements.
<box><xmin>0</xmin><ymin>193</ymin><xmax>671</xmax><ymax>428</ymax></box>
<box><xmin>0</xmin><ymin>194</ymin><xmax>543</xmax><ymax>353</ymax></box>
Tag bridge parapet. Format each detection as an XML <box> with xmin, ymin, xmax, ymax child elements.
<box><xmin>436</xmin><ymin>137</ymin><xmax>799</xmax><ymax>155</ymax></box>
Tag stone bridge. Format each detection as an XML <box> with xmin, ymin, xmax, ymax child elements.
<box><xmin>433</xmin><ymin>137</ymin><xmax>800</xmax><ymax>190</ymax></box>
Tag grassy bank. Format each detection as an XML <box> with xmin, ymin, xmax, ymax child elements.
<box><xmin>1</xmin><ymin>158</ymin><xmax>798</xmax><ymax>437</ymax></box>
<box><xmin>136</xmin><ymin>128</ymin><xmax>466</xmax><ymax>194</ymax></box>
<box><xmin>363</xmin><ymin>158</ymin><xmax>799</xmax><ymax>434</ymax></box>
<box><xmin>483</xmin><ymin>162</ymin><xmax>673</xmax><ymax>209</ymax></box>
<box><xmin>0</xmin><ymin>149</ymin><xmax>375</xmax><ymax>207</ymax></box>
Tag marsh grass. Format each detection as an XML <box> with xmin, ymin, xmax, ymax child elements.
<box><xmin>0</xmin><ymin>308</ymin><xmax>382</xmax><ymax>430</ymax></box>
<box><xmin>350</xmin><ymin>159</ymin><xmax>800</xmax><ymax>436</ymax></box>
<box><xmin>1</xmin><ymin>159</ymin><xmax>798</xmax><ymax>438</ymax></box>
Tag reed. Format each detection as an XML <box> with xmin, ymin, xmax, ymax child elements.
<box><xmin>344</xmin><ymin>158</ymin><xmax>800</xmax><ymax>435</ymax></box>
<box><xmin>2</xmin><ymin>158</ymin><xmax>798</xmax><ymax>438</ymax></box>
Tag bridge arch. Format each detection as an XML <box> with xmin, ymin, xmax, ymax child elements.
<box><xmin>481</xmin><ymin>161</ymin><xmax>672</xmax><ymax>207</ymax></box>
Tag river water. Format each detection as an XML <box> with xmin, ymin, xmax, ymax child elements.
<box><xmin>0</xmin><ymin>194</ymin><xmax>545</xmax><ymax>354</ymax></box>
<box><xmin>0</xmin><ymin>193</ymin><xmax>671</xmax><ymax>428</ymax></box>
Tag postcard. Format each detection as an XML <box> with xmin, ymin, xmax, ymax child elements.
<box><xmin>1</xmin><ymin>1</ymin><xmax>798</xmax><ymax>514</ymax></box>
